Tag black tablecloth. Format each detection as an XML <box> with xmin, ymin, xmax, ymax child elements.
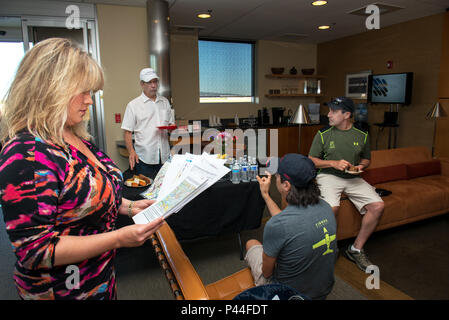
<box><xmin>122</xmin><ymin>180</ymin><xmax>266</xmax><ymax>241</ymax></box>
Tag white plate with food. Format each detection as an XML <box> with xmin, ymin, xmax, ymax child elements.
<box><xmin>345</xmin><ymin>167</ymin><xmax>363</xmax><ymax>175</ymax></box>
<box><xmin>124</xmin><ymin>174</ymin><xmax>152</xmax><ymax>188</ymax></box>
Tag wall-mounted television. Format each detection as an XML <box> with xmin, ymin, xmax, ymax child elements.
<box><xmin>367</xmin><ymin>72</ymin><xmax>413</xmax><ymax>105</ymax></box>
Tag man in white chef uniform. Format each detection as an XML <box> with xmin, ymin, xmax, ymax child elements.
<box><xmin>122</xmin><ymin>68</ymin><xmax>175</xmax><ymax>179</ymax></box>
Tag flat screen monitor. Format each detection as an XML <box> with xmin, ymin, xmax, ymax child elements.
<box><xmin>367</xmin><ymin>72</ymin><xmax>413</xmax><ymax>105</ymax></box>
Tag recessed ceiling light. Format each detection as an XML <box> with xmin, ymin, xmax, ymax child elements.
<box><xmin>197</xmin><ymin>10</ymin><xmax>212</xmax><ymax>19</ymax></box>
<box><xmin>312</xmin><ymin>1</ymin><xmax>328</xmax><ymax>6</ymax></box>
<box><xmin>318</xmin><ymin>25</ymin><xmax>330</xmax><ymax>30</ymax></box>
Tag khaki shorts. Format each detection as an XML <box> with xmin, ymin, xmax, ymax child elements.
<box><xmin>316</xmin><ymin>173</ymin><xmax>383</xmax><ymax>214</ymax></box>
<box><xmin>244</xmin><ymin>245</ymin><xmax>272</xmax><ymax>286</ymax></box>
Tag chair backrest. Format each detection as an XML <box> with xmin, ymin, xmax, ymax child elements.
<box><xmin>155</xmin><ymin>224</ymin><xmax>210</xmax><ymax>299</ymax></box>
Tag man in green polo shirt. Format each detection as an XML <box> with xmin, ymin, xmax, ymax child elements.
<box><xmin>309</xmin><ymin>97</ymin><xmax>384</xmax><ymax>272</ymax></box>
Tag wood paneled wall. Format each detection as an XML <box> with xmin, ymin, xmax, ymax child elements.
<box><xmin>317</xmin><ymin>13</ymin><xmax>444</xmax><ymax>151</ymax></box>
<box><xmin>435</xmin><ymin>11</ymin><xmax>449</xmax><ymax>158</ymax></box>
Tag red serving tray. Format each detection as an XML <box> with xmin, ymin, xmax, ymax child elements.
<box><xmin>157</xmin><ymin>125</ymin><xmax>177</xmax><ymax>130</ymax></box>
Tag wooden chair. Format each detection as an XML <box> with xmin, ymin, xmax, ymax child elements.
<box><xmin>151</xmin><ymin>223</ymin><xmax>255</xmax><ymax>300</ymax></box>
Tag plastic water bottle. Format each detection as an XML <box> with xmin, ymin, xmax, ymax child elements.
<box><xmin>231</xmin><ymin>159</ymin><xmax>241</xmax><ymax>184</ymax></box>
<box><xmin>250</xmin><ymin>157</ymin><xmax>258</xmax><ymax>181</ymax></box>
<box><xmin>241</xmin><ymin>156</ymin><xmax>249</xmax><ymax>182</ymax></box>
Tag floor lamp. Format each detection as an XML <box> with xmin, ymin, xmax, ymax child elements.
<box><xmin>290</xmin><ymin>104</ymin><xmax>310</xmax><ymax>154</ymax></box>
<box><xmin>426</xmin><ymin>101</ymin><xmax>447</xmax><ymax>157</ymax></box>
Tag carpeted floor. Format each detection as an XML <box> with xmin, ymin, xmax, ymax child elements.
<box><xmin>354</xmin><ymin>213</ymin><xmax>449</xmax><ymax>300</ymax></box>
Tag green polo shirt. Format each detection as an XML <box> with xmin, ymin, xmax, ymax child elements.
<box><xmin>309</xmin><ymin>125</ymin><xmax>370</xmax><ymax>179</ymax></box>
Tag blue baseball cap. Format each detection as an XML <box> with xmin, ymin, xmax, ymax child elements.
<box><xmin>275</xmin><ymin>153</ymin><xmax>317</xmax><ymax>188</ymax></box>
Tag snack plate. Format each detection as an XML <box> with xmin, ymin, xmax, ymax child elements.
<box><xmin>126</xmin><ymin>182</ymin><xmax>152</xmax><ymax>188</ymax></box>
<box><xmin>157</xmin><ymin>125</ymin><xmax>177</xmax><ymax>130</ymax></box>
<box><xmin>345</xmin><ymin>169</ymin><xmax>363</xmax><ymax>175</ymax></box>
<box><xmin>124</xmin><ymin>177</ymin><xmax>153</xmax><ymax>188</ymax></box>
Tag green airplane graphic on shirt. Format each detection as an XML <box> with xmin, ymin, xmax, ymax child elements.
<box><xmin>312</xmin><ymin>227</ymin><xmax>336</xmax><ymax>256</ymax></box>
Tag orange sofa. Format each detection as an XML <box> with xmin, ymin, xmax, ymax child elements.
<box><xmin>336</xmin><ymin>146</ymin><xmax>449</xmax><ymax>240</ymax></box>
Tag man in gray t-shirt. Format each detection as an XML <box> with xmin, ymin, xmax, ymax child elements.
<box><xmin>245</xmin><ymin>154</ymin><xmax>336</xmax><ymax>300</ymax></box>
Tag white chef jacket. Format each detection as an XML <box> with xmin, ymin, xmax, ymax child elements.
<box><xmin>121</xmin><ymin>92</ymin><xmax>174</xmax><ymax>164</ymax></box>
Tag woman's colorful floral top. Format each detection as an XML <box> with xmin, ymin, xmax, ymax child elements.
<box><xmin>0</xmin><ymin>131</ymin><xmax>123</xmax><ymax>299</ymax></box>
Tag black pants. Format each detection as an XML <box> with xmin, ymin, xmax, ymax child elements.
<box><xmin>134</xmin><ymin>161</ymin><xmax>162</xmax><ymax>180</ymax></box>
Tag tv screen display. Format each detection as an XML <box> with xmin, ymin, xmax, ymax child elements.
<box><xmin>367</xmin><ymin>72</ymin><xmax>413</xmax><ymax>105</ymax></box>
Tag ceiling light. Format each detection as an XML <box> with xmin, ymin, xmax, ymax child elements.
<box><xmin>318</xmin><ymin>25</ymin><xmax>330</xmax><ymax>30</ymax></box>
<box><xmin>312</xmin><ymin>1</ymin><xmax>327</xmax><ymax>6</ymax></box>
<box><xmin>197</xmin><ymin>10</ymin><xmax>212</xmax><ymax>19</ymax></box>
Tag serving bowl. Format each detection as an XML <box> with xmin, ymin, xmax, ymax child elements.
<box><xmin>271</xmin><ymin>67</ymin><xmax>284</xmax><ymax>75</ymax></box>
<box><xmin>301</xmin><ymin>68</ymin><xmax>315</xmax><ymax>75</ymax></box>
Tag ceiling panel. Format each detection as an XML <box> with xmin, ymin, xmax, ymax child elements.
<box><xmin>12</xmin><ymin>0</ymin><xmax>449</xmax><ymax>43</ymax></box>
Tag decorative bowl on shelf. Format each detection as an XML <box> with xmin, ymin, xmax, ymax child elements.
<box><xmin>301</xmin><ymin>68</ymin><xmax>315</xmax><ymax>75</ymax></box>
<box><xmin>271</xmin><ymin>67</ymin><xmax>284</xmax><ymax>75</ymax></box>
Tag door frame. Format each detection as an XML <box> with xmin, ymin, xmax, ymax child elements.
<box><xmin>19</xmin><ymin>15</ymin><xmax>106</xmax><ymax>152</ymax></box>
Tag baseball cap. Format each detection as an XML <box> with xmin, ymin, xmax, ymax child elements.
<box><xmin>272</xmin><ymin>153</ymin><xmax>317</xmax><ymax>188</ymax></box>
<box><xmin>326</xmin><ymin>96</ymin><xmax>355</xmax><ymax>114</ymax></box>
<box><xmin>140</xmin><ymin>68</ymin><xmax>159</xmax><ymax>82</ymax></box>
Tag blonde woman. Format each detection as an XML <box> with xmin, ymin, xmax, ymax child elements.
<box><xmin>0</xmin><ymin>38</ymin><xmax>164</xmax><ymax>300</ymax></box>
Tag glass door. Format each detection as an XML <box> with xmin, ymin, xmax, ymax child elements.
<box><xmin>0</xmin><ymin>16</ymin><xmax>26</xmax><ymax>113</ymax></box>
<box><xmin>19</xmin><ymin>16</ymin><xmax>106</xmax><ymax>151</ymax></box>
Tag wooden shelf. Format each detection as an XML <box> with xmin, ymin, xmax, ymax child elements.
<box><xmin>265</xmin><ymin>74</ymin><xmax>326</xmax><ymax>79</ymax></box>
<box><xmin>265</xmin><ymin>93</ymin><xmax>323</xmax><ymax>98</ymax></box>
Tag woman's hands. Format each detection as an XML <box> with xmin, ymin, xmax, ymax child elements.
<box><xmin>54</xmin><ymin>198</ymin><xmax>163</xmax><ymax>266</ymax></box>
<box><xmin>116</xmin><ymin>198</ymin><xmax>164</xmax><ymax>248</ymax></box>
<box><xmin>116</xmin><ymin>217</ymin><xmax>164</xmax><ymax>248</ymax></box>
<box><xmin>120</xmin><ymin>198</ymin><xmax>155</xmax><ymax>218</ymax></box>
<box><xmin>129</xmin><ymin>199</ymin><xmax>155</xmax><ymax>217</ymax></box>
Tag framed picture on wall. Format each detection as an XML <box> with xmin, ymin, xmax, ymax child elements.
<box><xmin>345</xmin><ymin>71</ymin><xmax>371</xmax><ymax>99</ymax></box>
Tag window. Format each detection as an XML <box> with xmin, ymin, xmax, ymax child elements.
<box><xmin>198</xmin><ymin>39</ymin><xmax>254</xmax><ymax>103</ymax></box>
<box><xmin>0</xmin><ymin>42</ymin><xmax>26</xmax><ymax>111</ymax></box>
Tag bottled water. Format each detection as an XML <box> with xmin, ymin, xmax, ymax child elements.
<box><xmin>250</xmin><ymin>157</ymin><xmax>258</xmax><ymax>181</ymax></box>
<box><xmin>241</xmin><ymin>156</ymin><xmax>250</xmax><ymax>182</ymax></box>
<box><xmin>231</xmin><ymin>159</ymin><xmax>241</xmax><ymax>184</ymax></box>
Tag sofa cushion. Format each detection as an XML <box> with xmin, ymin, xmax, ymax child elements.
<box><xmin>361</xmin><ymin>164</ymin><xmax>408</xmax><ymax>185</ymax></box>
<box><xmin>336</xmin><ymin>194</ymin><xmax>406</xmax><ymax>240</ymax></box>
<box><xmin>412</xmin><ymin>175</ymin><xmax>449</xmax><ymax>208</ymax></box>
<box><xmin>406</xmin><ymin>160</ymin><xmax>441</xmax><ymax>179</ymax></box>
<box><xmin>375</xmin><ymin>180</ymin><xmax>447</xmax><ymax>219</ymax></box>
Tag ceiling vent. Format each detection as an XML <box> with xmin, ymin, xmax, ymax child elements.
<box><xmin>265</xmin><ymin>33</ymin><xmax>309</xmax><ymax>42</ymax></box>
<box><xmin>171</xmin><ymin>25</ymin><xmax>205</xmax><ymax>34</ymax></box>
<box><xmin>348</xmin><ymin>2</ymin><xmax>404</xmax><ymax>16</ymax></box>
